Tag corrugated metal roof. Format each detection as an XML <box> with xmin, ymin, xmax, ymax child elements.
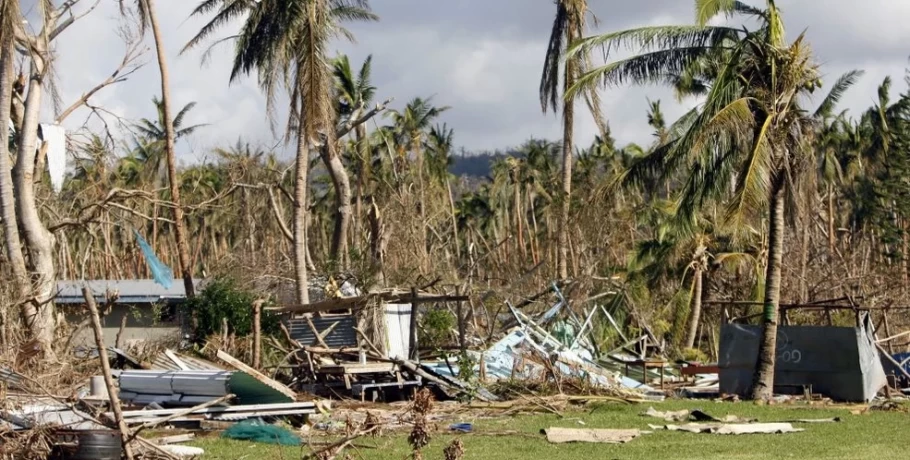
<box><xmin>117</xmin><ymin>369</ymin><xmax>293</xmax><ymax>406</ymax></box>
<box><xmin>0</xmin><ymin>367</ymin><xmax>25</xmax><ymax>389</ymax></box>
<box><xmin>287</xmin><ymin>315</ymin><xmax>357</xmax><ymax>348</ymax></box>
<box><xmin>150</xmin><ymin>352</ymin><xmax>224</xmax><ymax>371</ymax></box>
<box><xmin>55</xmin><ymin>279</ymin><xmax>207</xmax><ymax>304</ymax></box>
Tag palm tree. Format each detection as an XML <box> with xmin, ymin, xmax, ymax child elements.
<box><xmin>184</xmin><ymin>0</ymin><xmax>377</xmax><ymax>304</ymax></box>
<box><xmin>0</xmin><ymin>0</ymin><xmax>32</xmax><ymax>339</ymax></box>
<box><xmin>119</xmin><ymin>0</ymin><xmax>196</xmax><ymax>299</ymax></box>
<box><xmin>540</xmin><ymin>0</ymin><xmax>607</xmax><ymax>280</ymax></box>
<box><xmin>812</xmin><ymin>71</ymin><xmax>864</xmax><ymax>257</ymax></box>
<box><xmin>387</xmin><ymin>97</ymin><xmax>449</xmax><ymax>269</ymax></box>
<box><xmin>333</xmin><ymin>54</ymin><xmax>376</xmax><ymax>254</ymax></box>
<box><xmin>569</xmin><ymin>0</ymin><xmax>823</xmax><ymax>400</ymax></box>
<box><xmin>135</xmin><ymin>97</ymin><xmax>207</xmax><ymax>184</ymax></box>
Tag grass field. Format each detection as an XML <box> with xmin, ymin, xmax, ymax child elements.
<box><xmin>190</xmin><ymin>400</ymin><xmax>908</xmax><ymax>459</ymax></box>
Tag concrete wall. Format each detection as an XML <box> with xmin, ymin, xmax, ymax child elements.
<box><xmin>64</xmin><ymin>304</ymin><xmax>182</xmax><ymax>349</ymax></box>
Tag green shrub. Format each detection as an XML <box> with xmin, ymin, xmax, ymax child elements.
<box><xmin>183</xmin><ymin>277</ymin><xmax>279</xmax><ymax>340</ymax></box>
<box><xmin>420</xmin><ymin>308</ymin><xmax>455</xmax><ymax>349</ymax></box>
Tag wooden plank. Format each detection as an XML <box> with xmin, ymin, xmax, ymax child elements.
<box><xmin>680</xmin><ymin>365</ymin><xmax>720</xmax><ymax>376</ymax></box>
<box><xmin>164</xmin><ymin>350</ymin><xmax>190</xmax><ymax>371</ymax></box>
<box><xmin>216</xmin><ymin>350</ymin><xmax>297</xmax><ymax>401</ymax></box>
<box><xmin>151</xmin><ymin>434</ymin><xmax>195</xmax><ymax>445</ymax></box>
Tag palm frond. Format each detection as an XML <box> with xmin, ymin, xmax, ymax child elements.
<box><xmin>725</xmin><ymin>116</ymin><xmax>775</xmax><ymax>226</ymax></box>
<box><xmin>540</xmin><ymin>1</ymin><xmax>568</xmax><ymax>113</ymax></box>
<box><xmin>568</xmin><ymin>25</ymin><xmax>741</xmax><ymax>61</ymax></box>
<box><xmin>568</xmin><ymin>46</ymin><xmax>731</xmax><ymax>98</ymax></box>
<box><xmin>695</xmin><ymin>0</ymin><xmax>736</xmax><ymax>26</ymax></box>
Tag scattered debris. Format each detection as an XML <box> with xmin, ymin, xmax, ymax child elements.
<box><xmin>648</xmin><ymin>423</ymin><xmax>804</xmax><ymax>435</ymax></box>
<box><xmin>543</xmin><ymin>427</ymin><xmax>642</xmax><ymax>444</ymax></box>
<box><xmin>158</xmin><ymin>444</ymin><xmax>205</xmax><ymax>458</ymax></box>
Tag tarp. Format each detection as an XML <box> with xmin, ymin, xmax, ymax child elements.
<box><xmin>38</xmin><ymin>123</ymin><xmax>66</xmax><ymax>193</ymax></box>
<box><xmin>719</xmin><ymin>317</ymin><xmax>886</xmax><ymax>402</ymax></box>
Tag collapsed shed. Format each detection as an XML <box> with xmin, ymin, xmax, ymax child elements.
<box><xmin>719</xmin><ymin>307</ymin><xmax>887</xmax><ymax>402</ymax></box>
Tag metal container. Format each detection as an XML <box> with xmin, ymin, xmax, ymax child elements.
<box><xmin>57</xmin><ymin>430</ymin><xmax>121</xmax><ymax>460</ymax></box>
<box><xmin>89</xmin><ymin>376</ymin><xmax>107</xmax><ymax>398</ymax></box>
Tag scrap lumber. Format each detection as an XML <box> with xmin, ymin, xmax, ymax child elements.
<box><xmin>151</xmin><ymin>434</ymin><xmax>196</xmax><ymax>445</ymax></box>
<box><xmin>164</xmin><ymin>350</ymin><xmax>190</xmax><ymax>370</ymax></box>
<box><xmin>216</xmin><ymin>349</ymin><xmax>297</xmax><ymax>401</ymax></box>
<box><xmin>130</xmin><ymin>394</ymin><xmax>234</xmax><ymax>438</ymax></box>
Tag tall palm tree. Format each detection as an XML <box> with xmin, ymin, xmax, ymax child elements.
<box><xmin>387</xmin><ymin>97</ymin><xmax>449</xmax><ymax>268</ymax></box>
<box><xmin>184</xmin><ymin>0</ymin><xmax>377</xmax><ymax>304</ymax></box>
<box><xmin>0</xmin><ymin>0</ymin><xmax>31</xmax><ymax>337</ymax></box>
<box><xmin>540</xmin><ymin>0</ymin><xmax>610</xmax><ymax>281</ymax></box>
<box><xmin>135</xmin><ymin>97</ymin><xmax>207</xmax><ymax>184</ymax></box>
<box><xmin>332</xmin><ymin>54</ymin><xmax>376</xmax><ymax>264</ymax></box>
<box><xmin>119</xmin><ymin>0</ymin><xmax>196</xmax><ymax>299</ymax></box>
<box><xmin>569</xmin><ymin>0</ymin><xmax>822</xmax><ymax>399</ymax></box>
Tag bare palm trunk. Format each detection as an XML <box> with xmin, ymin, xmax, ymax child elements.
<box><xmin>0</xmin><ymin>35</ymin><xmax>31</xmax><ymax>312</ymax></box>
<box><xmin>447</xmin><ymin>177</ymin><xmax>460</xmax><ymax>260</ymax></box>
<box><xmin>322</xmin><ymin>140</ymin><xmax>352</xmax><ymax>269</ymax></box>
<box><xmin>14</xmin><ymin>57</ymin><xmax>56</xmax><ymax>350</ymax></box>
<box><xmin>293</xmin><ymin>116</ymin><xmax>311</xmax><ymax>305</ymax></box>
<box><xmin>144</xmin><ymin>0</ymin><xmax>194</xmax><ymax>297</ymax></box>
<box><xmin>684</xmin><ymin>267</ymin><xmax>704</xmax><ymax>350</ymax></box>
<box><xmin>827</xmin><ymin>184</ymin><xmax>835</xmax><ymax>257</ymax></box>
<box><xmin>557</xmin><ymin>41</ymin><xmax>576</xmax><ymax>281</ymax></box>
<box><xmin>514</xmin><ymin>176</ymin><xmax>525</xmax><ymax>259</ymax></box>
<box><xmin>750</xmin><ymin>181</ymin><xmax>787</xmax><ymax>400</ymax></box>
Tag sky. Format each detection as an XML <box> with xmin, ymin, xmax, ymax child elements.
<box><xmin>34</xmin><ymin>0</ymin><xmax>910</xmax><ymax>163</ymax></box>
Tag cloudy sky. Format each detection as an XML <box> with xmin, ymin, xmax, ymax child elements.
<box><xmin>37</xmin><ymin>0</ymin><xmax>910</xmax><ymax>162</ymax></box>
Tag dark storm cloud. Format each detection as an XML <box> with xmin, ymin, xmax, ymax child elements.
<box><xmin>48</xmin><ymin>0</ymin><xmax>910</xmax><ymax>158</ymax></box>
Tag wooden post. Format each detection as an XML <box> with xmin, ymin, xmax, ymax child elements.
<box><xmin>82</xmin><ymin>287</ymin><xmax>135</xmax><ymax>460</ymax></box>
<box><xmin>115</xmin><ymin>314</ymin><xmax>128</xmax><ymax>349</ymax></box>
<box><xmin>882</xmin><ymin>309</ymin><xmax>895</xmax><ymax>355</ymax></box>
<box><xmin>408</xmin><ymin>287</ymin><xmax>419</xmax><ymax>361</ymax></box>
<box><xmin>252</xmin><ymin>299</ymin><xmax>263</xmax><ymax>369</ymax></box>
<box><xmin>222</xmin><ymin>317</ymin><xmax>229</xmax><ymax>344</ymax></box>
<box><xmin>456</xmin><ymin>287</ymin><xmax>466</xmax><ymax>355</ymax></box>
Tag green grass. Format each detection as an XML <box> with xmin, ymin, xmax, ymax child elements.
<box><xmin>191</xmin><ymin>400</ymin><xmax>908</xmax><ymax>459</ymax></box>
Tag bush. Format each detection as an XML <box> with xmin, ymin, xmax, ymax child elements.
<box><xmin>183</xmin><ymin>277</ymin><xmax>279</xmax><ymax>340</ymax></box>
<box><xmin>420</xmin><ymin>308</ymin><xmax>455</xmax><ymax>349</ymax></box>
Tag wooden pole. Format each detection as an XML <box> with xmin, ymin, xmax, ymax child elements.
<box><xmin>882</xmin><ymin>310</ymin><xmax>896</xmax><ymax>355</ymax></box>
<box><xmin>253</xmin><ymin>299</ymin><xmax>263</xmax><ymax>369</ymax></box>
<box><xmin>115</xmin><ymin>314</ymin><xmax>128</xmax><ymax>349</ymax></box>
<box><xmin>456</xmin><ymin>287</ymin><xmax>466</xmax><ymax>355</ymax></box>
<box><xmin>409</xmin><ymin>287</ymin><xmax>419</xmax><ymax>361</ymax></box>
<box><xmin>82</xmin><ymin>287</ymin><xmax>135</xmax><ymax>460</ymax></box>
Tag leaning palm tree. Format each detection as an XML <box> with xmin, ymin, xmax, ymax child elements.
<box><xmin>540</xmin><ymin>0</ymin><xmax>609</xmax><ymax>280</ymax></box>
<box><xmin>184</xmin><ymin>0</ymin><xmax>377</xmax><ymax>304</ymax></box>
<box><xmin>568</xmin><ymin>0</ymin><xmax>823</xmax><ymax>400</ymax></box>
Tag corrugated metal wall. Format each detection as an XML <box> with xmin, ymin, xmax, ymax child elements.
<box><xmin>719</xmin><ymin>320</ymin><xmax>887</xmax><ymax>402</ymax></box>
<box><xmin>287</xmin><ymin>315</ymin><xmax>358</xmax><ymax>348</ymax></box>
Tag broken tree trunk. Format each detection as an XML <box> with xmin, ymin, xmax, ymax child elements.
<box><xmin>253</xmin><ymin>299</ymin><xmax>263</xmax><ymax>369</ymax></box>
<box><xmin>83</xmin><ymin>287</ymin><xmax>135</xmax><ymax>460</ymax></box>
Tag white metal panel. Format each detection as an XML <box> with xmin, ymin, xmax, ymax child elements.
<box><xmin>384</xmin><ymin>303</ymin><xmax>412</xmax><ymax>360</ymax></box>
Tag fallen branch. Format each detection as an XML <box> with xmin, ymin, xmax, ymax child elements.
<box><xmin>303</xmin><ymin>426</ymin><xmax>380</xmax><ymax>460</ymax></box>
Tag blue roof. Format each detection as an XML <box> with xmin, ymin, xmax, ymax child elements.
<box><xmin>55</xmin><ymin>279</ymin><xmax>207</xmax><ymax>305</ymax></box>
